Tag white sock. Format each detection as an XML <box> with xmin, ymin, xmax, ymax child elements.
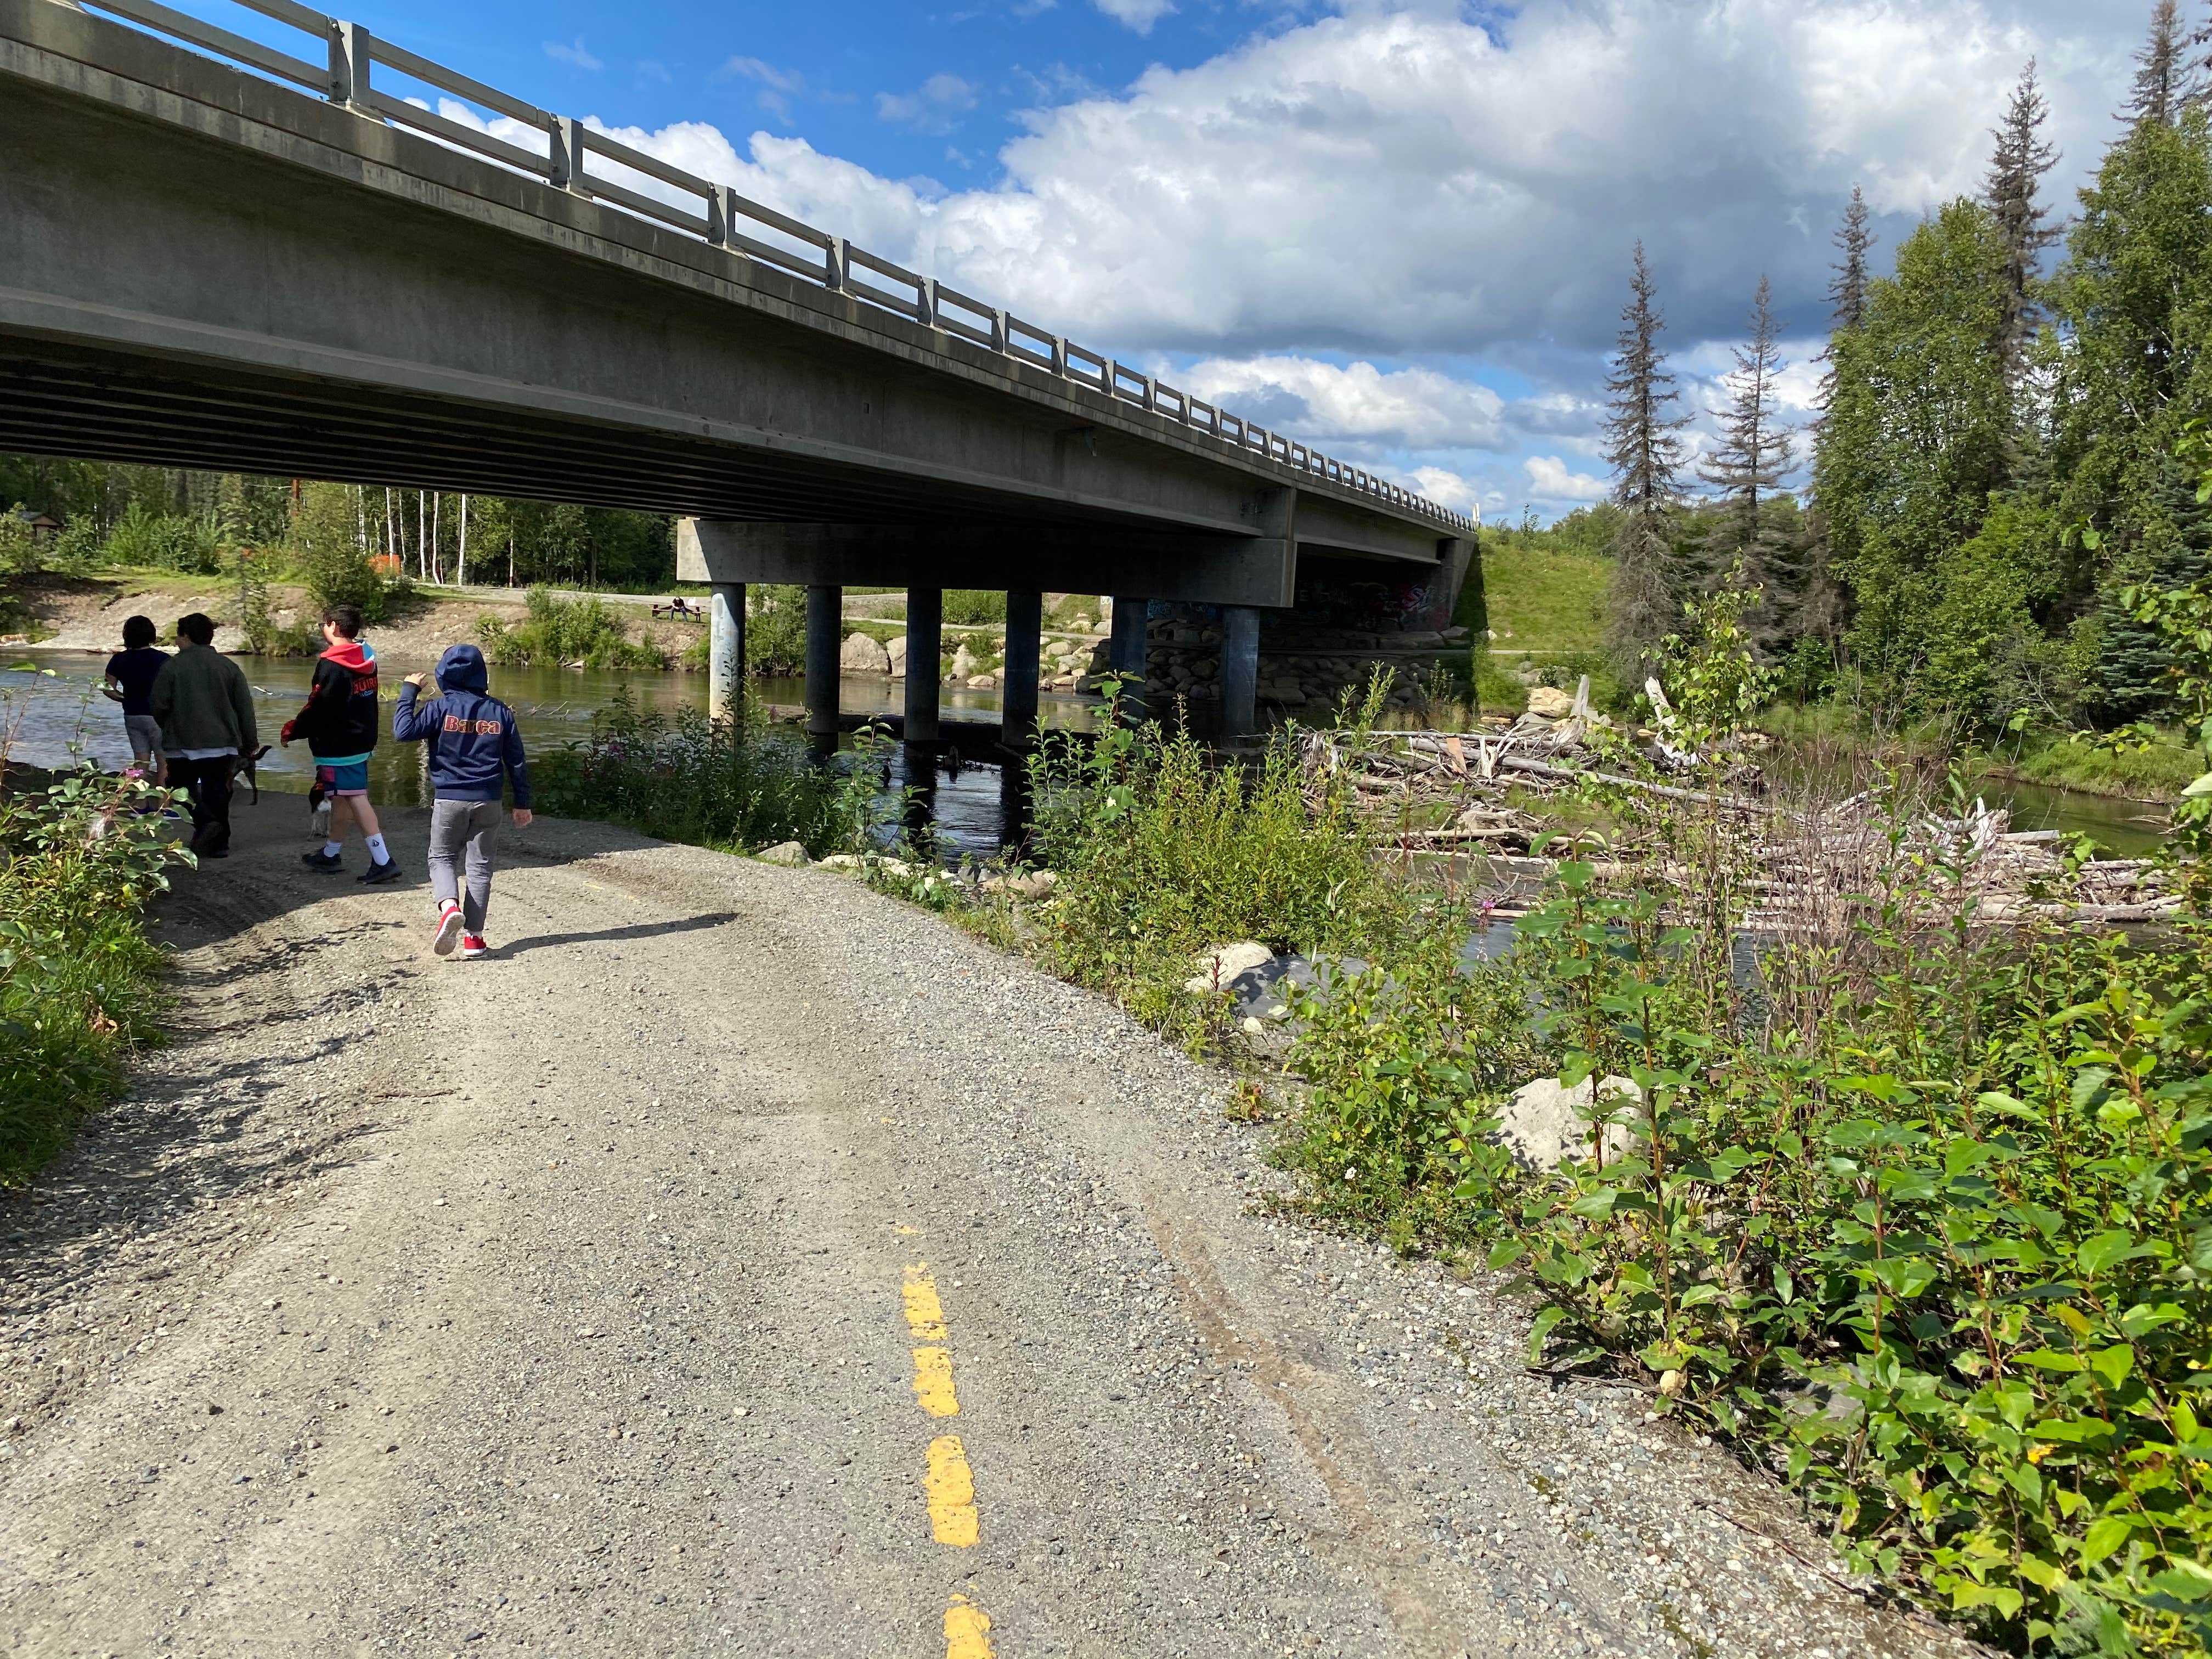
<box><xmin>366</xmin><ymin>833</ymin><xmax>390</xmax><ymax>863</ymax></box>
<box><xmin>322</xmin><ymin>839</ymin><xmax>342</xmax><ymax>859</ymax></box>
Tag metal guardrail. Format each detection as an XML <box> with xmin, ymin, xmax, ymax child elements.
<box><xmin>70</xmin><ymin>0</ymin><xmax>1480</xmax><ymax>537</ymax></box>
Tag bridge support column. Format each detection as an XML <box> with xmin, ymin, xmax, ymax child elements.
<box><xmin>1220</xmin><ymin>605</ymin><xmax>1260</xmax><ymax>740</ymax></box>
<box><xmin>904</xmin><ymin>586</ymin><xmax>942</xmax><ymax>744</ymax></box>
<box><xmin>805</xmin><ymin>584</ymin><xmax>840</xmax><ymax>743</ymax></box>
<box><xmin>708</xmin><ymin>581</ymin><xmax>746</xmax><ymax>725</ymax></box>
<box><xmin>1001</xmin><ymin>590</ymin><xmax>1041</xmax><ymax>751</ymax></box>
<box><xmin>1109</xmin><ymin>595</ymin><xmax>1149</xmax><ymax>719</ymax></box>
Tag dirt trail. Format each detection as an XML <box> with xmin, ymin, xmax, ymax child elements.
<box><xmin>0</xmin><ymin>805</ymin><xmax>1983</xmax><ymax>1659</ymax></box>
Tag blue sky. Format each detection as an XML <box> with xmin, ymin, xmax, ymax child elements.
<box><xmin>183</xmin><ymin>0</ymin><xmax>2154</xmax><ymax>523</ymax></box>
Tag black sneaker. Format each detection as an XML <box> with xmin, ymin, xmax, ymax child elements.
<box><xmin>358</xmin><ymin>859</ymin><xmax>403</xmax><ymax>885</ymax></box>
<box><xmin>302</xmin><ymin>848</ymin><xmax>343</xmax><ymax>871</ymax></box>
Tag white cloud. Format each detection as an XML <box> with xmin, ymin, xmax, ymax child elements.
<box><xmin>1523</xmin><ymin>456</ymin><xmax>1609</xmax><ymax>503</ymax></box>
<box><xmin>1407</xmin><ymin>466</ymin><xmax>1483</xmax><ymax>514</ymax></box>
<box><xmin>877</xmin><ymin>74</ymin><xmax>980</xmax><ymax>134</ymax></box>
<box><xmin>541</xmin><ymin>37</ymin><xmax>601</xmax><ymax>72</ymax></box>
<box><xmin>724</xmin><ymin>57</ymin><xmax>805</xmax><ymax>94</ymax></box>
<box><xmin>1180</xmin><ymin>357</ymin><xmax>1505</xmax><ymax>451</ymax></box>
<box><xmin>1093</xmin><ymin>0</ymin><xmax>1176</xmax><ymax>32</ymax></box>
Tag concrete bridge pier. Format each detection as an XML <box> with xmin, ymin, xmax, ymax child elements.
<box><xmin>1220</xmin><ymin>605</ymin><xmax>1260</xmax><ymax>740</ymax></box>
<box><xmin>805</xmin><ymin>584</ymin><xmax>840</xmax><ymax>746</ymax></box>
<box><xmin>1109</xmin><ymin>595</ymin><xmax>1150</xmax><ymax>718</ymax></box>
<box><xmin>904</xmin><ymin>586</ymin><xmax>943</xmax><ymax>746</ymax></box>
<box><xmin>708</xmin><ymin>582</ymin><xmax>746</xmax><ymax>726</ymax></box>
<box><xmin>1001</xmin><ymin>591</ymin><xmax>1042</xmax><ymax>751</ymax></box>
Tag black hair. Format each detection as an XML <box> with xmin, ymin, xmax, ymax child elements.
<box><xmin>177</xmin><ymin>612</ymin><xmax>216</xmax><ymax>646</ymax></box>
<box><xmin>322</xmin><ymin>603</ymin><xmax>363</xmax><ymax>639</ymax></box>
<box><xmin>122</xmin><ymin>614</ymin><xmax>156</xmax><ymax>650</ymax></box>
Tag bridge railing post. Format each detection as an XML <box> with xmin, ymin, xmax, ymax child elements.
<box><xmin>825</xmin><ymin>238</ymin><xmax>848</xmax><ymax>294</ymax></box>
<box><xmin>329</xmin><ymin>20</ymin><xmax>368</xmax><ymax>108</ymax></box>
<box><xmin>552</xmin><ymin>117</ymin><xmax>586</xmax><ymax>194</ymax></box>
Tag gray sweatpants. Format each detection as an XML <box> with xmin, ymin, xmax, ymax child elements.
<box><xmin>427</xmin><ymin>798</ymin><xmax>501</xmax><ymax>933</ymax></box>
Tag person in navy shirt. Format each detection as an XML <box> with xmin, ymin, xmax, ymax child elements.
<box><xmin>102</xmin><ymin>614</ymin><xmax>170</xmax><ymax>781</ymax></box>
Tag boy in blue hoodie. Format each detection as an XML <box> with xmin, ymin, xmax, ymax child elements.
<box><xmin>392</xmin><ymin>644</ymin><xmax>533</xmax><ymax>959</ymax></box>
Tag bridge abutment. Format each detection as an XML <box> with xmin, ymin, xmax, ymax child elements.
<box><xmin>1221</xmin><ymin>605</ymin><xmax>1260</xmax><ymax>739</ymax></box>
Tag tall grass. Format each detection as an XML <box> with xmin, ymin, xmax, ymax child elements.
<box><xmin>531</xmin><ymin>687</ymin><xmax>884</xmax><ymax>857</ymax></box>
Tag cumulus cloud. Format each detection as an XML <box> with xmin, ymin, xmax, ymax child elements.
<box><xmin>541</xmin><ymin>37</ymin><xmax>601</xmax><ymax>72</ymax></box>
<box><xmin>877</xmin><ymin>74</ymin><xmax>980</xmax><ymax>134</ymax></box>
<box><xmin>1406</xmin><ymin>466</ymin><xmax>1483</xmax><ymax>513</ymax></box>
<box><xmin>1523</xmin><ymin>456</ymin><xmax>1609</xmax><ymax>503</ymax></box>
<box><xmin>1093</xmin><ymin>0</ymin><xmax>1176</xmax><ymax>32</ymax></box>
<box><xmin>1178</xmin><ymin>357</ymin><xmax>1506</xmax><ymax>452</ymax></box>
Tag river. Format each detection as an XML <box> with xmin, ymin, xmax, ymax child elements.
<box><xmin>4</xmin><ymin>646</ymin><xmax>2171</xmax><ymax>859</ymax></box>
<box><xmin>2</xmin><ymin>647</ymin><xmax>1103</xmax><ymax>859</ymax></box>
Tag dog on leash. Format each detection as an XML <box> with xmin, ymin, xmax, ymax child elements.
<box><xmin>224</xmin><ymin>744</ymin><xmax>273</xmax><ymax>805</ymax></box>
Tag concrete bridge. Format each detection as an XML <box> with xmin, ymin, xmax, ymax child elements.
<box><xmin>0</xmin><ymin>0</ymin><xmax>1477</xmax><ymax>743</ymax></box>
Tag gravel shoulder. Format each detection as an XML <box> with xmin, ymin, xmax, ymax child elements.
<box><xmin>1</xmin><ymin>803</ymin><xmax>1988</xmax><ymax>1659</ymax></box>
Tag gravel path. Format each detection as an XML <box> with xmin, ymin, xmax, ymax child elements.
<box><xmin>0</xmin><ymin>805</ymin><xmax>1988</xmax><ymax>1659</ymax></box>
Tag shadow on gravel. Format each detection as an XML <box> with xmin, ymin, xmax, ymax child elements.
<box><xmin>497</xmin><ymin>911</ymin><xmax>739</xmax><ymax>956</ymax></box>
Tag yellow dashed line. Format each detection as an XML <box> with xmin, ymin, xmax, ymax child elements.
<box><xmin>902</xmin><ymin>1264</ymin><xmax>949</xmax><ymax>1341</ymax></box>
<box><xmin>945</xmin><ymin>1592</ymin><xmax>996</xmax><ymax>1658</ymax></box>
<box><xmin>926</xmin><ymin>1434</ymin><xmax>980</xmax><ymax>1547</ymax></box>
<box><xmin>912</xmin><ymin>1345</ymin><xmax>960</xmax><ymax>1417</ymax></box>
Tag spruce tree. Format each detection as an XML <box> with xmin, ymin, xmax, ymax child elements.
<box><xmin>1816</xmin><ymin>186</ymin><xmax>1875</xmax><ymax>411</ymax></box>
<box><xmin>1697</xmin><ymin>276</ymin><xmax>1798</xmax><ymax>638</ymax></box>
<box><xmin>1984</xmin><ymin>60</ymin><xmax>2060</xmax><ymax>390</ymax></box>
<box><xmin>1601</xmin><ymin>242</ymin><xmax>1691</xmax><ymax>669</ymax></box>
<box><xmin>2095</xmin><ymin>446</ymin><xmax>2212</xmax><ymax>718</ymax></box>
<box><xmin>2127</xmin><ymin>0</ymin><xmax>2198</xmax><ymax>127</ymax></box>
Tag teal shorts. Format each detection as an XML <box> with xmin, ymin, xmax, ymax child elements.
<box><xmin>314</xmin><ymin>760</ymin><xmax>369</xmax><ymax>797</ymax></box>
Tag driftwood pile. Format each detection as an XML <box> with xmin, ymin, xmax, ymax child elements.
<box><xmin>1308</xmin><ymin>707</ymin><xmax>2187</xmax><ymax>932</ymax></box>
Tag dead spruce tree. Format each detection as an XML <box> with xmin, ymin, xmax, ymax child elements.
<box><xmin>1602</xmin><ymin>241</ymin><xmax>1691</xmax><ymax>672</ymax></box>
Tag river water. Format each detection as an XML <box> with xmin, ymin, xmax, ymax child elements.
<box><xmin>2</xmin><ymin>647</ymin><xmax>1103</xmax><ymax>859</ymax></box>
<box><xmin>3</xmin><ymin>646</ymin><xmax>2169</xmax><ymax>859</ymax></box>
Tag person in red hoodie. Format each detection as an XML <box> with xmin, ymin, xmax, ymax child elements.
<box><xmin>281</xmin><ymin>603</ymin><xmax>400</xmax><ymax>884</ymax></box>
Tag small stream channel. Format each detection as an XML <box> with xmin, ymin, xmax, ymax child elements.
<box><xmin>3</xmin><ymin>646</ymin><xmax>2171</xmax><ymax>861</ymax></box>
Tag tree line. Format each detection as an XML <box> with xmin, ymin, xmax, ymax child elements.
<box><xmin>1598</xmin><ymin>0</ymin><xmax>2212</xmax><ymax>737</ymax></box>
<box><xmin>0</xmin><ymin>456</ymin><xmax>675</xmax><ymax>600</ymax></box>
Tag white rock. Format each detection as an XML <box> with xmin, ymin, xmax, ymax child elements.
<box><xmin>755</xmin><ymin>841</ymin><xmax>810</xmax><ymax>867</ymax></box>
<box><xmin>840</xmin><ymin>631</ymin><xmax>890</xmax><ymax>674</ymax></box>
<box><xmin>951</xmin><ymin>644</ymin><xmax>979</xmax><ymax>679</ymax></box>
<box><xmin>1498</xmin><ymin>1075</ymin><xmax>1644</xmax><ymax>1171</ymax></box>
<box><xmin>1526</xmin><ymin>685</ymin><xmax>1576</xmax><ymax>720</ymax></box>
<box><xmin>886</xmin><ymin>635</ymin><xmax>908</xmax><ymax>677</ymax></box>
<box><xmin>966</xmin><ymin>673</ymin><xmax>996</xmax><ymax>689</ymax></box>
<box><xmin>817</xmin><ymin>854</ymin><xmax>864</xmax><ymax>871</ymax></box>
<box><xmin>981</xmin><ymin>868</ymin><xmax>1057</xmax><ymax>899</ymax></box>
<box><xmin>1183</xmin><ymin>940</ymin><xmax>1276</xmax><ymax>996</ymax></box>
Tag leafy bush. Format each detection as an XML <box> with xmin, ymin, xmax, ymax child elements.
<box><xmin>104</xmin><ymin>502</ymin><xmax>219</xmax><ymax>574</ymax></box>
<box><xmin>1027</xmin><ymin>683</ymin><xmax>1406</xmax><ymax>1029</ymax></box>
<box><xmin>531</xmin><ymin>687</ymin><xmax>883</xmax><ymax>856</ymax></box>
<box><xmin>746</xmin><ymin>585</ymin><xmax>807</xmax><ymax>675</ymax></box>
<box><xmin>1</xmin><ymin>766</ymin><xmax>181</xmax><ymax>1183</ymax></box>
<box><xmin>477</xmin><ymin>586</ymin><xmax>663</xmax><ymax>670</ymax></box>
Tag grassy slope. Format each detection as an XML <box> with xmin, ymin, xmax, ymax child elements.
<box><xmin>1465</xmin><ymin>543</ymin><xmax>1612</xmax><ymax>653</ymax></box>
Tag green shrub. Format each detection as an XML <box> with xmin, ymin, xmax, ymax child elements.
<box><xmin>944</xmin><ymin>589</ymin><xmax>1007</xmax><ymax>626</ymax></box>
<box><xmin>477</xmin><ymin>586</ymin><xmax>662</xmax><ymax>670</ymax></box>
<box><xmin>1</xmin><ymin>766</ymin><xmax>180</xmax><ymax>1184</ymax></box>
<box><xmin>1027</xmin><ymin>689</ymin><xmax>1406</xmax><ymax>1028</ymax></box>
<box><xmin>531</xmin><ymin>687</ymin><xmax>883</xmax><ymax>856</ymax></box>
<box><xmin>746</xmin><ymin>584</ymin><xmax>806</xmax><ymax>674</ymax></box>
<box><xmin>105</xmin><ymin>502</ymin><xmax>219</xmax><ymax>574</ymax></box>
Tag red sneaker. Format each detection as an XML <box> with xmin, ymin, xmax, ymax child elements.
<box><xmin>432</xmin><ymin>901</ymin><xmax>464</xmax><ymax>957</ymax></box>
<box><xmin>460</xmin><ymin>933</ymin><xmax>489</xmax><ymax>959</ymax></box>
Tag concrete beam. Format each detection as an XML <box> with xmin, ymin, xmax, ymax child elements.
<box><xmin>708</xmin><ymin>583</ymin><xmax>744</xmax><ymax>725</ymax></box>
<box><xmin>678</xmin><ymin>520</ymin><xmax>1295</xmax><ymax>608</ymax></box>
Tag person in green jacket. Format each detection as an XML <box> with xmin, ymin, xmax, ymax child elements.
<box><xmin>150</xmin><ymin>612</ymin><xmax>258</xmax><ymax>859</ymax></box>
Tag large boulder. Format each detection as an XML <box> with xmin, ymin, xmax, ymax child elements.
<box><xmin>1498</xmin><ymin>1075</ymin><xmax>1643</xmax><ymax>1171</ymax></box>
<box><xmin>1183</xmin><ymin>940</ymin><xmax>1276</xmax><ymax>995</ymax></box>
<box><xmin>886</xmin><ymin>635</ymin><xmax>909</xmax><ymax>677</ymax></box>
<box><xmin>1526</xmin><ymin>685</ymin><xmax>1576</xmax><ymax>720</ymax></box>
<box><xmin>840</xmin><ymin>631</ymin><xmax>890</xmax><ymax>674</ymax></box>
<box><xmin>755</xmin><ymin>841</ymin><xmax>811</xmax><ymax>867</ymax></box>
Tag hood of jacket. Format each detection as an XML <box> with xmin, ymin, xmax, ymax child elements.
<box><xmin>436</xmin><ymin>643</ymin><xmax>489</xmax><ymax>694</ymax></box>
<box><xmin>320</xmin><ymin>636</ymin><xmax>375</xmax><ymax>673</ymax></box>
